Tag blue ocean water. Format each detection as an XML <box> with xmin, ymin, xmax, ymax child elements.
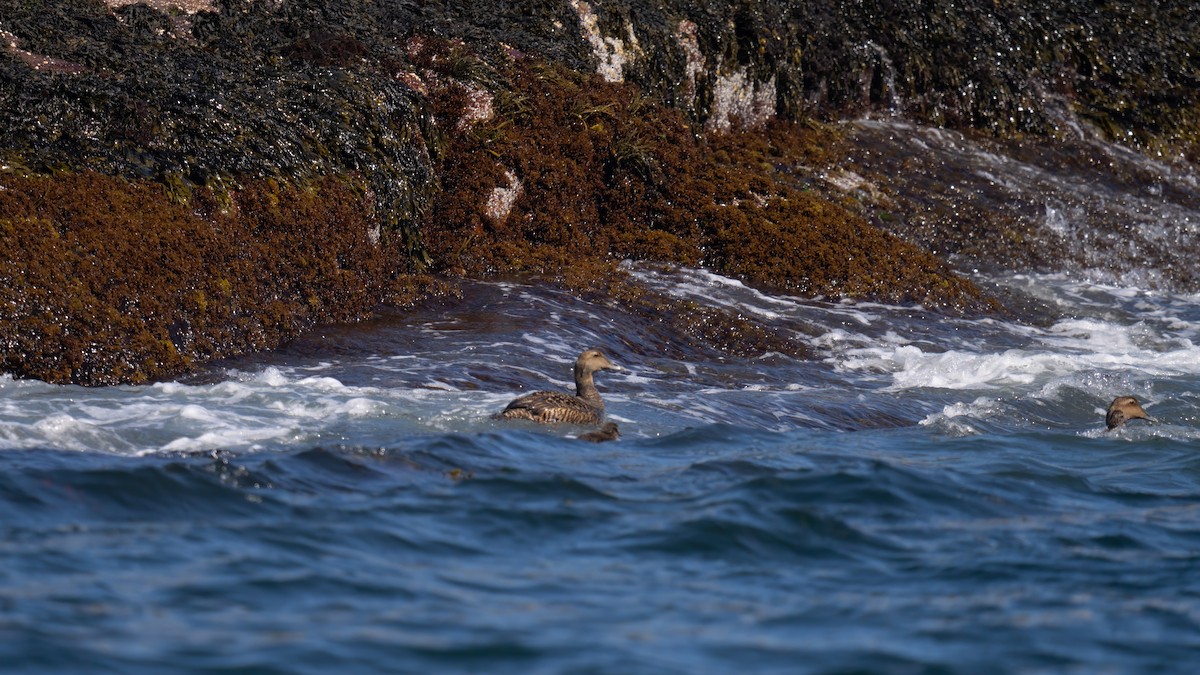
<box><xmin>4</xmin><ymin>262</ymin><xmax>1200</xmax><ymax>673</ymax></box>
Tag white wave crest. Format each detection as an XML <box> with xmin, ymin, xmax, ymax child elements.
<box><xmin>838</xmin><ymin>317</ymin><xmax>1200</xmax><ymax>391</ymax></box>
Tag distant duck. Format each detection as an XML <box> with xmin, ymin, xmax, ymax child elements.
<box><xmin>577</xmin><ymin>422</ymin><xmax>621</xmax><ymax>443</ymax></box>
<box><xmin>494</xmin><ymin>349</ymin><xmax>622</xmax><ymax>425</ymax></box>
<box><xmin>1105</xmin><ymin>396</ymin><xmax>1157</xmax><ymax>430</ymax></box>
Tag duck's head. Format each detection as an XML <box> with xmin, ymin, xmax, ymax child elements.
<box><xmin>1106</xmin><ymin>396</ymin><xmax>1156</xmax><ymax>430</ymax></box>
<box><xmin>575</xmin><ymin>349</ymin><xmax>622</xmax><ymax>377</ymax></box>
<box><xmin>597</xmin><ymin>422</ymin><xmax>620</xmax><ymax>436</ymax></box>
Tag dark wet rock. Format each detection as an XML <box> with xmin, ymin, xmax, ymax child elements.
<box><xmin>1</xmin><ymin>0</ymin><xmax>1196</xmax><ymax>384</ymax></box>
<box><xmin>834</xmin><ymin>120</ymin><xmax>1200</xmax><ymax>291</ymax></box>
<box><xmin>420</xmin><ymin>57</ymin><xmax>995</xmax><ymax>312</ymax></box>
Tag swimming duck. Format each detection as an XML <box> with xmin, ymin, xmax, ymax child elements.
<box><xmin>494</xmin><ymin>349</ymin><xmax>621</xmax><ymax>425</ymax></box>
<box><xmin>577</xmin><ymin>422</ymin><xmax>621</xmax><ymax>443</ymax></box>
<box><xmin>1105</xmin><ymin>396</ymin><xmax>1157</xmax><ymax>430</ymax></box>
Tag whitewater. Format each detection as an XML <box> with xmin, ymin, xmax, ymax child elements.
<box><xmin>4</xmin><ymin>261</ymin><xmax>1200</xmax><ymax>673</ymax></box>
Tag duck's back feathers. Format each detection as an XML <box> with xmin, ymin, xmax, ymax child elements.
<box><xmin>494</xmin><ymin>390</ymin><xmax>604</xmax><ymax>425</ymax></box>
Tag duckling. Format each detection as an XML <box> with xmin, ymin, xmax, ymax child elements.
<box><xmin>1106</xmin><ymin>396</ymin><xmax>1157</xmax><ymax>430</ymax></box>
<box><xmin>577</xmin><ymin>422</ymin><xmax>620</xmax><ymax>443</ymax></box>
<box><xmin>495</xmin><ymin>349</ymin><xmax>621</xmax><ymax>425</ymax></box>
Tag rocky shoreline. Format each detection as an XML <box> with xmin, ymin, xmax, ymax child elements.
<box><xmin>2</xmin><ymin>0</ymin><xmax>1197</xmax><ymax>385</ymax></box>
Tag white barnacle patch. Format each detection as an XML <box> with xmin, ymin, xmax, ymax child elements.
<box><xmin>674</xmin><ymin>20</ymin><xmax>706</xmax><ymax>103</ymax></box>
<box><xmin>485</xmin><ymin>169</ymin><xmax>522</xmax><ymax>227</ymax></box>
<box><xmin>708</xmin><ymin>67</ymin><xmax>777</xmax><ymax>132</ymax></box>
<box><xmin>571</xmin><ymin>0</ymin><xmax>641</xmax><ymax>83</ymax></box>
<box><xmin>456</xmin><ymin>82</ymin><xmax>495</xmax><ymax>131</ymax></box>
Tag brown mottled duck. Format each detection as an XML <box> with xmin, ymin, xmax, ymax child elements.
<box><xmin>577</xmin><ymin>422</ymin><xmax>621</xmax><ymax>443</ymax></box>
<box><xmin>1105</xmin><ymin>396</ymin><xmax>1156</xmax><ymax>430</ymax></box>
<box><xmin>494</xmin><ymin>349</ymin><xmax>621</xmax><ymax>425</ymax></box>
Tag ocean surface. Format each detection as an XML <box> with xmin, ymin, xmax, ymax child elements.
<box><xmin>5</xmin><ymin>121</ymin><xmax>1200</xmax><ymax>673</ymax></box>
